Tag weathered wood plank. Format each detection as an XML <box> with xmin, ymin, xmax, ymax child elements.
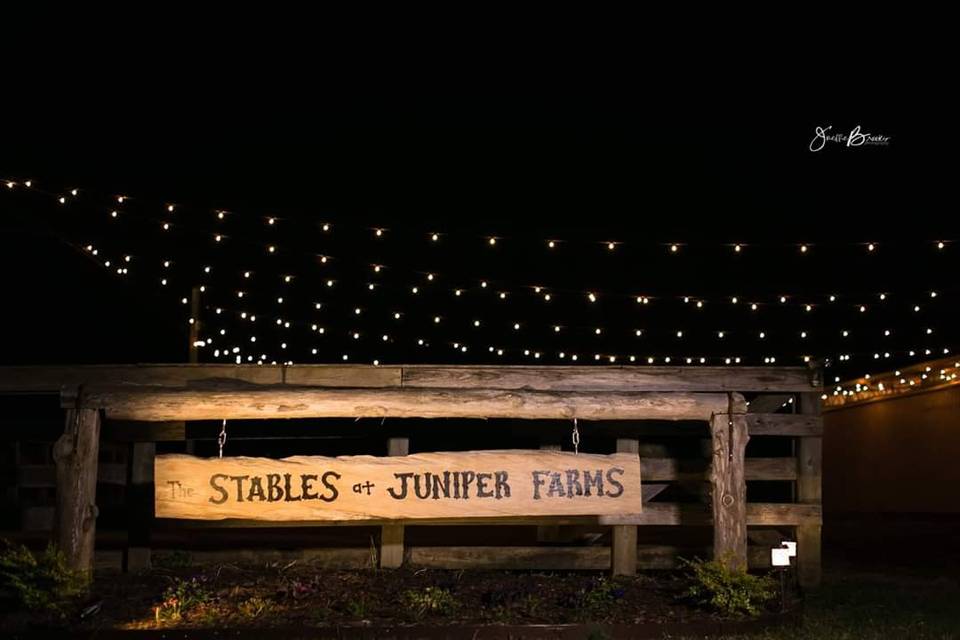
<box><xmin>82</xmin><ymin>387</ymin><xmax>735</xmax><ymax>422</ymax></box>
<box><xmin>641</xmin><ymin>457</ymin><xmax>797</xmax><ymax>482</ymax></box>
<box><xmin>380</xmin><ymin>437</ymin><xmax>409</xmax><ymax>569</ymax></box>
<box><xmin>796</xmin><ymin>392</ymin><xmax>823</xmax><ymax>588</ymax></box>
<box><xmin>154</xmin><ymin>502</ymin><xmax>820</xmax><ymax>528</ymax></box>
<box><xmin>612</xmin><ymin>438</ymin><xmax>639</xmax><ymax>576</ymax></box>
<box><xmin>746</xmin><ymin>414</ymin><xmax>823</xmax><ymax>437</ymax></box>
<box><xmin>18</xmin><ymin>463</ymin><xmax>127</xmax><ymax>487</ymax></box>
<box><xmin>102</xmin><ymin>420</ymin><xmax>186</xmax><ymax>442</ymax></box>
<box><xmin>53</xmin><ymin>408</ymin><xmax>101</xmax><ymax>576</ymax></box>
<box><xmin>0</xmin><ymin>364</ymin><xmax>818</xmax><ymax>394</ymax></box>
<box><xmin>0</xmin><ymin>364</ymin><xmax>400</xmax><ymax>393</ymax></box>
<box><xmin>155</xmin><ymin>451</ymin><xmax>642</xmax><ymax>521</ymax></box>
<box><xmin>709</xmin><ymin>411</ymin><xmax>749</xmax><ymax>569</ymax></box>
<box><xmin>127</xmin><ymin>442</ymin><xmax>155</xmax><ymax>571</ymax></box>
<box><xmin>408</xmin><ymin>545</ymin><xmax>775</xmax><ymax>571</ymax></box>
<box><xmin>402</xmin><ymin>366</ymin><xmax>815</xmax><ymax>392</ymax></box>
<box><xmin>747</xmin><ymin>394</ymin><xmax>794</xmax><ymax>413</ymax></box>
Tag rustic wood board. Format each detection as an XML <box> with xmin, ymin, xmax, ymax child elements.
<box><xmin>84</xmin><ymin>387</ymin><xmax>734</xmax><ymax>422</ymax></box>
<box><xmin>156</xmin><ymin>450</ymin><xmax>641</xmax><ymax>521</ymax></box>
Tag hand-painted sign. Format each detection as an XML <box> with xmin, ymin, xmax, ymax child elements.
<box><xmin>155</xmin><ymin>450</ymin><xmax>641</xmax><ymax>521</ymax></box>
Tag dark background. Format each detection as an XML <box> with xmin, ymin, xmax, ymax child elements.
<box><xmin>0</xmin><ymin>88</ymin><xmax>954</xmax><ymax>381</ymax></box>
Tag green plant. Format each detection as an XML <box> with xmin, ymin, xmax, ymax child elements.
<box><xmin>156</xmin><ymin>575</ymin><xmax>213</xmax><ymax>622</ymax></box>
<box><xmin>679</xmin><ymin>556</ymin><xmax>776</xmax><ymax>617</ymax></box>
<box><xmin>403</xmin><ymin>586</ymin><xmax>457</xmax><ymax>618</ymax></box>
<box><xmin>345</xmin><ymin>594</ymin><xmax>370</xmax><ymax>619</ymax></box>
<box><xmin>238</xmin><ymin>595</ymin><xmax>271</xmax><ymax>619</ymax></box>
<box><xmin>575</xmin><ymin>577</ymin><xmax>627</xmax><ymax>619</ymax></box>
<box><xmin>0</xmin><ymin>541</ymin><xmax>86</xmax><ymax>614</ymax></box>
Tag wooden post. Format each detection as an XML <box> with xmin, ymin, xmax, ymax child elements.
<box><xmin>126</xmin><ymin>442</ymin><xmax>155</xmax><ymax>571</ymax></box>
<box><xmin>611</xmin><ymin>438</ymin><xmax>639</xmax><ymax>576</ymax></box>
<box><xmin>380</xmin><ymin>437</ymin><xmax>409</xmax><ymax>569</ymax></box>
<box><xmin>53</xmin><ymin>407</ymin><xmax>101</xmax><ymax>577</ymax></box>
<box><xmin>709</xmin><ymin>402</ymin><xmax>749</xmax><ymax>570</ymax></box>
<box><xmin>796</xmin><ymin>392</ymin><xmax>822</xmax><ymax>588</ymax></box>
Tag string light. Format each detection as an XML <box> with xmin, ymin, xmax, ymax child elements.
<box><xmin>8</xmin><ymin>180</ymin><xmax>957</xmax><ymax>381</ymax></box>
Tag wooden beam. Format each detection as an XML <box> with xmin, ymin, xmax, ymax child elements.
<box><xmin>408</xmin><ymin>545</ymin><xmax>776</xmax><ymax>571</ymax></box>
<box><xmin>611</xmin><ymin>438</ymin><xmax>639</xmax><ymax>576</ymax></box>
<box><xmin>0</xmin><ymin>364</ymin><xmax>817</xmax><ymax>394</ymax></box>
<box><xmin>747</xmin><ymin>394</ymin><xmax>794</xmax><ymax>413</ymax></box>
<box><xmin>746</xmin><ymin>414</ymin><xmax>823</xmax><ymax>437</ymax></box>
<box><xmin>78</xmin><ymin>386</ymin><xmax>737</xmax><ymax>422</ymax></box>
<box><xmin>709</xmin><ymin>408</ymin><xmax>749</xmax><ymax>570</ymax></box>
<box><xmin>380</xmin><ymin>437</ymin><xmax>408</xmax><ymax>569</ymax></box>
<box><xmin>642</xmin><ymin>457</ymin><xmax>797</xmax><ymax>482</ymax></box>
<box><xmin>126</xmin><ymin>442</ymin><xmax>155</xmax><ymax>571</ymax></box>
<box><xmin>402</xmin><ymin>366</ymin><xmax>815</xmax><ymax>392</ymax></box>
<box><xmin>17</xmin><ymin>463</ymin><xmax>127</xmax><ymax>487</ymax></box>
<box><xmin>0</xmin><ymin>364</ymin><xmax>400</xmax><ymax>393</ymax></box>
<box><xmin>796</xmin><ymin>393</ymin><xmax>823</xmax><ymax>589</ymax></box>
<box><xmin>53</xmin><ymin>408</ymin><xmax>101</xmax><ymax>577</ymax></box>
<box><xmin>153</xmin><ymin>502</ymin><xmax>821</xmax><ymax>528</ymax></box>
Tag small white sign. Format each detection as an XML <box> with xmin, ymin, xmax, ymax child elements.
<box><xmin>782</xmin><ymin>541</ymin><xmax>797</xmax><ymax>557</ymax></box>
<box><xmin>771</xmin><ymin>547</ymin><xmax>792</xmax><ymax>567</ymax></box>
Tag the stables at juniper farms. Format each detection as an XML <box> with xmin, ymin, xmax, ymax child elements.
<box><xmin>1</xmin><ymin>114</ymin><xmax>958</xmax><ymax>638</ymax></box>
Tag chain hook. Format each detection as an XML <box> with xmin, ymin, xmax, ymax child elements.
<box><xmin>218</xmin><ymin>419</ymin><xmax>228</xmax><ymax>459</ymax></box>
<box><xmin>571</xmin><ymin>417</ymin><xmax>580</xmax><ymax>455</ymax></box>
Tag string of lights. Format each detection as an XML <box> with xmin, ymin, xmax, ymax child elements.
<box><xmin>5</xmin><ymin>177</ymin><xmax>957</xmax><ymax>394</ymax></box>
<box><xmin>5</xmin><ymin>176</ymin><xmax>955</xmax><ymax>255</ymax></box>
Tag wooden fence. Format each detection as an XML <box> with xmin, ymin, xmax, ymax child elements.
<box><xmin>0</xmin><ymin>364</ymin><xmax>823</xmax><ymax>587</ymax></box>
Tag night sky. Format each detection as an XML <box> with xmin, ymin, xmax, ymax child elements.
<box><xmin>1</xmin><ymin>96</ymin><xmax>955</xmax><ymax>383</ymax></box>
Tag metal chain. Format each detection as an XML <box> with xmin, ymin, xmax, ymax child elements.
<box><xmin>218</xmin><ymin>419</ymin><xmax>228</xmax><ymax>459</ymax></box>
<box><xmin>571</xmin><ymin>418</ymin><xmax>580</xmax><ymax>455</ymax></box>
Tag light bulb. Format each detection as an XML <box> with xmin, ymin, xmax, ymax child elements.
<box><xmin>431</xmin><ymin>233</ymin><xmax>439</xmax><ymax>241</ymax></box>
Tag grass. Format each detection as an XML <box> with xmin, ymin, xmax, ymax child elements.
<box><xmin>707</xmin><ymin>568</ymin><xmax>960</xmax><ymax>639</ymax></box>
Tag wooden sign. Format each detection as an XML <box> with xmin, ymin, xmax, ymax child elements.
<box><xmin>155</xmin><ymin>450</ymin><xmax>641</xmax><ymax>521</ymax></box>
